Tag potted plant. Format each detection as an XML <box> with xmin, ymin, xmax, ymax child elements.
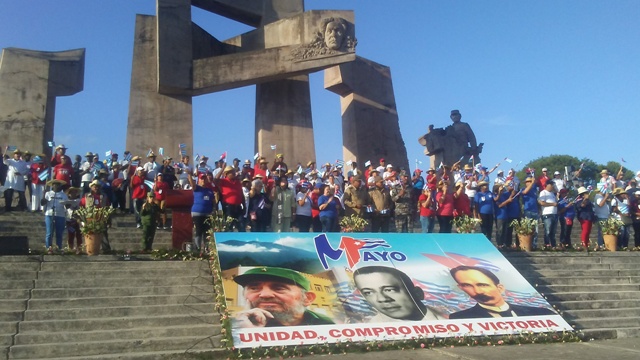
<box><xmin>339</xmin><ymin>214</ymin><xmax>369</xmax><ymax>233</ymax></box>
<box><xmin>207</xmin><ymin>210</ymin><xmax>236</xmax><ymax>233</ymax></box>
<box><xmin>510</xmin><ymin>218</ymin><xmax>538</xmax><ymax>251</ymax></box>
<box><xmin>452</xmin><ymin>215</ymin><xmax>482</xmax><ymax>234</ymax></box>
<box><xmin>75</xmin><ymin>206</ymin><xmax>115</xmax><ymax>255</ymax></box>
<box><xmin>599</xmin><ymin>217</ymin><xmax>624</xmax><ymax>251</ymax></box>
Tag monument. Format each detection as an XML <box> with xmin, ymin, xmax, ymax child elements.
<box><xmin>418</xmin><ymin>109</ymin><xmax>483</xmax><ymax>168</ymax></box>
<box><xmin>127</xmin><ymin>0</ymin><xmax>409</xmax><ymax>170</ymax></box>
<box><xmin>0</xmin><ymin>48</ymin><xmax>85</xmax><ymax>158</ymax></box>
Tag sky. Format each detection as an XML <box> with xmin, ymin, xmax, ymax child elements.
<box><xmin>2</xmin><ymin>1</ymin><xmax>639</xmax><ymax>174</ymax></box>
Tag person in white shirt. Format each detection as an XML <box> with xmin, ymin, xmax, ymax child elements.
<box><xmin>593</xmin><ymin>189</ymin><xmax>610</xmax><ymax>249</ymax></box>
<box><xmin>538</xmin><ymin>181</ymin><xmax>558</xmax><ymax>248</ymax></box>
<box><xmin>552</xmin><ymin>171</ymin><xmax>566</xmax><ymax>192</ymax></box>
<box><xmin>3</xmin><ymin>149</ymin><xmax>28</xmax><ymax>211</ymax></box>
<box><xmin>143</xmin><ymin>153</ymin><xmax>160</xmax><ymax>181</ymax></box>
<box><xmin>41</xmin><ymin>180</ymin><xmax>69</xmax><ymax>253</ymax></box>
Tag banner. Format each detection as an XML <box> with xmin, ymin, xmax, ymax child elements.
<box><xmin>214</xmin><ymin>233</ymin><xmax>572</xmax><ymax>349</ymax></box>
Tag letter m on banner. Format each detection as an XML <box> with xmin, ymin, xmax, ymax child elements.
<box><xmin>315</xmin><ymin>234</ymin><xmax>343</xmax><ymax>270</ymax></box>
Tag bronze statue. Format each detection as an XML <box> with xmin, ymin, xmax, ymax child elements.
<box><xmin>418</xmin><ymin>110</ymin><xmax>483</xmax><ymax>167</ymax></box>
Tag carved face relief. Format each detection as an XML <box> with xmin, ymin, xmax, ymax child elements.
<box><xmin>324</xmin><ymin>20</ymin><xmax>345</xmax><ymax>50</ymax></box>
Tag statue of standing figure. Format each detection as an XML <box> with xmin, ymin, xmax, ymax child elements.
<box><xmin>418</xmin><ymin>110</ymin><xmax>483</xmax><ymax>167</ymax></box>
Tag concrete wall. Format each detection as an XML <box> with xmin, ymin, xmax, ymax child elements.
<box><xmin>325</xmin><ymin>56</ymin><xmax>410</xmax><ymax>172</ymax></box>
<box><xmin>0</xmin><ymin>48</ymin><xmax>84</xmax><ymax>158</ymax></box>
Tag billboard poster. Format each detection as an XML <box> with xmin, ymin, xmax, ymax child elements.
<box><xmin>214</xmin><ymin>232</ymin><xmax>572</xmax><ymax>349</ymax></box>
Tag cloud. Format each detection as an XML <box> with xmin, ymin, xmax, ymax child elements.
<box><xmin>217</xmin><ymin>243</ymin><xmax>280</xmax><ymax>253</ymax></box>
<box><xmin>274</xmin><ymin>236</ymin><xmax>316</xmax><ymax>251</ymax></box>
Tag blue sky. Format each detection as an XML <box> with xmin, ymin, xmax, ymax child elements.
<box><xmin>2</xmin><ymin>1</ymin><xmax>639</xmax><ymax>174</ymax></box>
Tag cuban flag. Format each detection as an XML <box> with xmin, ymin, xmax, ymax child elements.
<box><xmin>158</xmin><ymin>147</ymin><xmax>164</xmax><ymax>156</ymax></box>
<box><xmin>144</xmin><ymin>180</ymin><xmax>154</xmax><ymax>190</ymax></box>
<box><xmin>194</xmin><ymin>154</ymin><xmax>201</xmax><ymax>163</ymax></box>
<box><xmin>422</xmin><ymin>252</ymin><xmax>501</xmax><ymax>273</ymax></box>
<box><xmin>468</xmin><ymin>155</ymin><xmax>474</xmax><ymax>163</ymax></box>
<box><xmin>147</xmin><ymin>149</ymin><xmax>154</xmax><ymax>157</ymax></box>
<box><xmin>47</xmin><ymin>141</ymin><xmax>55</xmax><ymax>148</ymax></box>
<box><xmin>504</xmin><ymin>157</ymin><xmax>513</xmax><ymax>163</ymax></box>
<box><xmin>6</xmin><ymin>145</ymin><xmax>17</xmax><ymax>152</ymax></box>
<box><xmin>123</xmin><ymin>153</ymin><xmax>132</xmax><ymax>162</ymax></box>
<box><xmin>130</xmin><ymin>160</ymin><xmax>139</xmax><ymax>167</ymax></box>
<box><xmin>297</xmin><ymin>165</ymin><xmax>304</xmax><ymax>175</ymax></box>
<box><xmin>180</xmin><ymin>149</ymin><xmax>187</xmax><ymax>156</ymax></box>
<box><xmin>179</xmin><ymin>143</ymin><xmax>186</xmax><ymax>149</ymax></box>
<box><xmin>340</xmin><ymin>237</ymin><xmax>390</xmax><ymax>268</ymax></box>
<box><xmin>105</xmin><ymin>150</ymin><xmax>112</xmax><ymax>158</ymax></box>
<box><xmin>270</xmin><ymin>144</ymin><xmax>277</xmax><ymax>150</ymax></box>
<box><xmin>38</xmin><ymin>169</ymin><xmax>49</xmax><ymax>181</ymax></box>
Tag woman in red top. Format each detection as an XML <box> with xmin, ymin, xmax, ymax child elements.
<box><xmin>453</xmin><ymin>182</ymin><xmax>471</xmax><ymax>217</ymax></box>
<box><xmin>130</xmin><ymin>167</ymin><xmax>147</xmax><ymax>228</ymax></box>
<box><xmin>52</xmin><ymin>156</ymin><xmax>74</xmax><ymax>190</ymax></box>
<box><xmin>418</xmin><ymin>187</ymin><xmax>436</xmax><ymax>233</ymax></box>
<box><xmin>29</xmin><ymin>156</ymin><xmax>47</xmax><ymax>212</ymax></box>
<box><xmin>153</xmin><ymin>173</ymin><xmax>170</xmax><ymax>229</ymax></box>
<box><xmin>435</xmin><ymin>180</ymin><xmax>455</xmax><ymax>233</ymax></box>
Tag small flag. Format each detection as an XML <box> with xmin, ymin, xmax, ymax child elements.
<box><xmin>468</xmin><ymin>155</ymin><xmax>474</xmax><ymax>163</ymax></box>
<box><xmin>147</xmin><ymin>149</ymin><xmax>154</xmax><ymax>157</ymax></box>
<box><xmin>38</xmin><ymin>169</ymin><xmax>49</xmax><ymax>181</ymax></box>
<box><xmin>270</xmin><ymin>145</ymin><xmax>277</xmax><ymax>150</ymax></box>
<box><xmin>504</xmin><ymin>157</ymin><xmax>513</xmax><ymax>163</ymax></box>
<box><xmin>179</xmin><ymin>143</ymin><xmax>186</xmax><ymax>149</ymax></box>
<box><xmin>123</xmin><ymin>153</ymin><xmax>132</xmax><ymax>162</ymax></box>
<box><xmin>144</xmin><ymin>180</ymin><xmax>154</xmax><ymax>189</ymax></box>
<box><xmin>180</xmin><ymin>149</ymin><xmax>187</xmax><ymax>156</ymax></box>
<box><xmin>335</xmin><ymin>159</ymin><xmax>344</xmax><ymax>165</ymax></box>
<box><xmin>105</xmin><ymin>150</ymin><xmax>112</xmax><ymax>158</ymax></box>
<box><xmin>515</xmin><ymin>160</ymin><xmax>522</xmax><ymax>168</ymax></box>
<box><xmin>621</xmin><ymin>157</ymin><xmax>627</xmax><ymax>163</ymax></box>
<box><xmin>6</xmin><ymin>145</ymin><xmax>17</xmax><ymax>152</ymax></box>
<box><xmin>458</xmin><ymin>156</ymin><xmax>464</xmax><ymax>162</ymax></box>
<box><xmin>346</xmin><ymin>160</ymin><xmax>353</xmax><ymax>166</ymax></box>
<box><xmin>254</xmin><ymin>152</ymin><xmax>260</xmax><ymax>160</ymax></box>
<box><xmin>158</xmin><ymin>148</ymin><xmax>164</xmax><ymax>156</ymax></box>
<box><xmin>580</xmin><ymin>162</ymin><xmax>585</xmax><ymax>169</ymax></box>
<box><xmin>305</xmin><ymin>167</ymin><xmax>312</xmax><ymax>174</ymax></box>
<box><xmin>194</xmin><ymin>154</ymin><xmax>201</xmax><ymax>163</ymax></box>
<box><xmin>220</xmin><ymin>151</ymin><xmax>227</xmax><ymax>161</ymax></box>
<box><xmin>364</xmin><ymin>160</ymin><xmax>371</xmax><ymax>167</ymax></box>
<box><xmin>130</xmin><ymin>160</ymin><xmax>139</xmax><ymax>167</ymax></box>
<box><xmin>47</xmin><ymin>141</ymin><xmax>55</xmax><ymax>148</ymax></box>
<box><xmin>416</xmin><ymin>159</ymin><xmax>422</xmax><ymax>164</ymax></box>
<box><xmin>438</xmin><ymin>162</ymin><xmax>443</xmax><ymax>169</ymax></box>
<box><xmin>297</xmin><ymin>165</ymin><xmax>303</xmax><ymax>175</ymax></box>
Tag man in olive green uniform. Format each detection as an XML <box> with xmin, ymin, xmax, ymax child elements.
<box><xmin>140</xmin><ymin>192</ymin><xmax>160</xmax><ymax>251</ymax></box>
<box><xmin>343</xmin><ymin>175</ymin><xmax>368</xmax><ymax>218</ymax></box>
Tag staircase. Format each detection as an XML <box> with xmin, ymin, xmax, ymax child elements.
<box><xmin>506</xmin><ymin>252</ymin><xmax>640</xmax><ymax>339</ymax></box>
<box><xmin>0</xmin><ymin>211</ymin><xmax>174</xmax><ymax>252</ymax></box>
<box><xmin>0</xmin><ymin>256</ymin><xmax>223</xmax><ymax>359</ymax></box>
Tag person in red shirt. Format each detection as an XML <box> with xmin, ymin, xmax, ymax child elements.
<box><xmin>253</xmin><ymin>158</ymin><xmax>269</xmax><ymax>179</ymax></box>
<box><xmin>453</xmin><ymin>182</ymin><xmax>471</xmax><ymax>217</ymax></box>
<box><xmin>153</xmin><ymin>173</ymin><xmax>170</xmax><ymax>229</ymax></box>
<box><xmin>215</xmin><ymin>164</ymin><xmax>245</xmax><ymax>231</ymax></box>
<box><xmin>130</xmin><ymin>167</ymin><xmax>147</xmax><ymax>228</ymax></box>
<box><xmin>52</xmin><ymin>156</ymin><xmax>74</xmax><ymax>190</ymax></box>
<box><xmin>418</xmin><ymin>187</ymin><xmax>436</xmax><ymax>233</ymax></box>
<box><xmin>537</xmin><ymin>168</ymin><xmax>550</xmax><ymax>190</ymax></box>
<box><xmin>49</xmin><ymin>144</ymin><xmax>72</xmax><ymax>168</ymax></box>
<box><xmin>436</xmin><ymin>180</ymin><xmax>455</xmax><ymax>233</ymax></box>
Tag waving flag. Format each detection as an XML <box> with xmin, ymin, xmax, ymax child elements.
<box><xmin>364</xmin><ymin>160</ymin><xmax>371</xmax><ymax>167</ymax></box>
<box><xmin>38</xmin><ymin>169</ymin><xmax>49</xmax><ymax>181</ymax></box>
<box><xmin>468</xmin><ymin>155</ymin><xmax>474</xmax><ymax>163</ymax></box>
<box><xmin>621</xmin><ymin>157</ymin><xmax>627</xmax><ymax>163</ymax></box>
<box><xmin>158</xmin><ymin>147</ymin><xmax>164</xmax><ymax>156</ymax></box>
<box><xmin>105</xmin><ymin>150</ymin><xmax>112</xmax><ymax>158</ymax></box>
<box><xmin>194</xmin><ymin>154</ymin><xmax>201</xmax><ymax>163</ymax></box>
<box><xmin>220</xmin><ymin>151</ymin><xmax>227</xmax><ymax>161</ymax></box>
<box><xmin>297</xmin><ymin>165</ymin><xmax>303</xmax><ymax>175</ymax></box>
<box><xmin>47</xmin><ymin>141</ymin><xmax>55</xmax><ymax>148</ymax></box>
<box><xmin>6</xmin><ymin>145</ymin><xmax>17</xmax><ymax>152</ymax></box>
<box><xmin>144</xmin><ymin>180</ymin><xmax>154</xmax><ymax>190</ymax></box>
<box><xmin>123</xmin><ymin>153</ymin><xmax>132</xmax><ymax>162</ymax></box>
<box><xmin>270</xmin><ymin>145</ymin><xmax>277</xmax><ymax>150</ymax></box>
<box><xmin>504</xmin><ymin>157</ymin><xmax>513</xmax><ymax>163</ymax></box>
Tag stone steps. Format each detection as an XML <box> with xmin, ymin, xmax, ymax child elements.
<box><xmin>506</xmin><ymin>252</ymin><xmax>640</xmax><ymax>340</ymax></box>
<box><xmin>0</xmin><ymin>256</ymin><xmax>222</xmax><ymax>359</ymax></box>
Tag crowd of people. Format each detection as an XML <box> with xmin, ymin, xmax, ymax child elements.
<box><xmin>3</xmin><ymin>144</ymin><xmax>640</xmax><ymax>252</ymax></box>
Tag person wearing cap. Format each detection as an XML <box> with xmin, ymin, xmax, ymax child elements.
<box><xmin>79</xmin><ymin>152</ymin><xmax>96</xmax><ymax>195</ymax></box>
<box><xmin>271</xmin><ymin>154</ymin><xmax>288</xmax><ymax>174</ymax></box>
<box><xmin>29</xmin><ymin>155</ymin><xmax>47</xmax><ymax>212</ymax></box>
<box><xmin>521</xmin><ymin>176</ymin><xmax>540</xmax><ymax>247</ymax></box>
<box><xmin>473</xmin><ymin>181</ymin><xmax>495</xmax><ymax>240</ymax></box>
<box><xmin>391</xmin><ymin>171</ymin><xmax>413</xmax><ymax>233</ymax></box>
<box><xmin>159</xmin><ymin>157</ymin><xmax>177</xmax><ymax>189</ymax></box>
<box><xmin>270</xmin><ymin>176</ymin><xmax>295</xmax><ymax>232</ymax></box>
<box><xmin>41</xmin><ymin>179</ymin><xmax>69</xmax><ymax>253</ymax></box>
<box><xmin>232</xmin><ymin>266</ymin><xmax>334</xmax><ymax>327</ymax></box>
<box><xmin>188</xmin><ymin>173</ymin><xmax>216</xmax><ymax>249</ymax></box>
<box><xmin>215</xmin><ymin>163</ymin><xmax>245</xmax><ymax>231</ymax></box>
<box><xmin>611</xmin><ymin>187</ymin><xmax>632</xmax><ymax>249</ymax></box>
<box><xmin>354</xmin><ymin>266</ymin><xmax>445</xmax><ymax>322</ymax></box>
<box><xmin>143</xmin><ymin>152</ymin><xmax>160</xmax><ymax>181</ymax></box>
<box><xmin>418</xmin><ymin>185</ymin><xmax>436</xmax><ymax>233</ymax></box>
<box><xmin>343</xmin><ymin>175</ymin><xmax>368</xmax><ymax>219</ymax></box>
<box><xmin>536</xmin><ymin>168</ymin><xmax>550</xmax><ymax>191</ymax></box>
<box><xmin>368</xmin><ymin>175</ymin><xmax>393</xmax><ymax>232</ymax></box>
<box><xmin>551</xmin><ymin>170</ymin><xmax>565</xmax><ymax>193</ymax></box>
<box><xmin>593</xmin><ymin>187</ymin><xmax>611</xmax><ymax>249</ymax></box>
<box><xmin>538</xmin><ymin>181</ymin><xmax>558</xmax><ymax>248</ymax></box>
<box><xmin>557</xmin><ymin>188</ymin><xmax>576</xmax><ymax>248</ymax></box>
<box><xmin>254</xmin><ymin>157</ymin><xmax>269</xmax><ymax>180</ymax></box>
<box><xmin>453</xmin><ymin>181</ymin><xmax>471</xmax><ymax>217</ymax></box>
<box><xmin>140</xmin><ymin>192</ymin><xmax>161</xmax><ymax>251</ymax></box>
<box><xmin>153</xmin><ymin>173</ymin><xmax>170</xmax><ymax>230</ymax></box>
<box><xmin>294</xmin><ymin>181</ymin><xmax>313</xmax><ymax>232</ymax></box>
<box><xmin>240</xmin><ymin>159</ymin><xmax>254</xmax><ymax>180</ymax></box>
<box><xmin>494</xmin><ymin>170</ymin><xmax>505</xmax><ymax>186</ymax></box>
<box><xmin>425</xmin><ymin>168</ymin><xmax>437</xmax><ymax>193</ymax></box>
<box><xmin>64</xmin><ymin>187</ymin><xmax>82</xmax><ymax>253</ymax></box>
<box><xmin>176</xmin><ymin>155</ymin><xmax>193</xmax><ymax>190</ymax></box>
<box><xmin>574</xmin><ymin>187</ymin><xmax>595</xmax><ymax>248</ymax></box>
<box><xmin>3</xmin><ymin>148</ymin><xmax>28</xmax><ymax>212</ymax></box>
<box><xmin>130</xmin><ymin>167</ymin><xmax>147</xmax><ymax>228</ymax></box>
<box><xmin>50</xmin><ymin>144</ymin><xmax>72</xmax><ymax>168</ymax></box>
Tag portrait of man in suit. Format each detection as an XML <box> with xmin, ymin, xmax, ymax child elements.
<box><xmin>449</xmin><ymin>265</ymin><xmax>556</xmax><ymax>319</ymax></box>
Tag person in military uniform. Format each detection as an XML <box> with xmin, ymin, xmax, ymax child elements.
<box><xmin>232</xmin><ymin>267</ymin><xmax>334</xmax><ymax>327</ymax></box>
<box><xmin>391</xmin><ymin>171</ymin><xmax>413</xmax><ymax>232</ymax></box>
<box><xmin>139</xmin><ymin>192</ymin><xmax>160</xmax><ymax>251</ymax></box>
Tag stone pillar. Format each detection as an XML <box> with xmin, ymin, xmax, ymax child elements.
<box><xmin>0</xmin><ymin>48</ymin><xmax>85</xmax><ymax>158</ymax></box>
<box><xmin>125</xmin><ymin>15</ymin><xmax>193</xmax><ymax>160</ymax></box>
<box><xmin>255</xmin><ymin>75</ymin><xmax>315</xmax><ymax>166</ymax></box>
<box><xmin>325</xmin><ymin>56</ymin><xmax>409</xmax><ymax>172</ymax></box>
